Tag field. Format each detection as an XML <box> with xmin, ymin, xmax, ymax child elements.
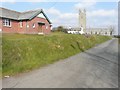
<box><xmin>2</xmin><ymin>32</ymin><xmax>111</xmax><ymax>76</ymax></box>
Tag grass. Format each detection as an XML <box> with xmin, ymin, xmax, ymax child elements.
<box><xmin>2</xmin><ymin>32</ymin><xmax>111</xmax><ymax>76</ymax></box>
<box><xmin>118</xmin><ymin>38</ymin><xmax>120</xmax><ymax>44</ymax></box>
<box><xmin>0</xmin><ymin>51</ymin><xmax>1</xmax><ymax>78</ymax></box>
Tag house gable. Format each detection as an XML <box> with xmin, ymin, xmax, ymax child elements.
<box><xmin>29</xmin><ymin>10</ymin><xmax>52</xmax><ymax>24</ymax></box>
<box><xmin>37</xmin><ymin>13</ymin><xmax>46</xmax><ymax>19</ymax></box>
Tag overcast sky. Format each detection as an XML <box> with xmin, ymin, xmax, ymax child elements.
<box><xmin>0</xmin><ymin>1</ymin><xmax>118</xmax><ymax>34</ymax></box>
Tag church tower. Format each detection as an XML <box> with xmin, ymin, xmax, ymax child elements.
<box><xmin>79</xmin><ymin>9</ymin><xmax>86</xmax><ymax>32</ymax></box>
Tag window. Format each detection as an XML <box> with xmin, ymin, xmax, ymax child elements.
<box><xmin>32</xmin><ymin>23</ymin><xmax>35</xmax><ymax>28</ymax></box>
<box><xmin>20</xmin><ymin>21</ymin><xmax>23</xmax><ymax>28</ymax></box>
<box><xmin>46</xmin><ymin>26</ymin><xmax>48</xmax><ymax>30</ymax></box>
<box><xmin>26</xmin><ymin>21</ymin><xmax>29</xmax><ymax>28</ymax></box>
<box><xmin>3</xmin><ymin>19</ymin><xmax>11</xmax><ymax>27</ymax></box>
<box><xmin>27</xmin><ymin>25</ymin><xmax>29</xmax><ymax>28</ymax></box>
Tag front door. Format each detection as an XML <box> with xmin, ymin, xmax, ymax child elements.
<box><xmin>38</xmin><ymin>25</ymin><xmax>43</xmax><ymax>33</ymax></box>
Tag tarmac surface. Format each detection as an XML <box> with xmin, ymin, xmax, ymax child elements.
<box><xmin>2</xmin><ymin>38</ymin><xmax>118</xmax><ymax>88</ymax></box>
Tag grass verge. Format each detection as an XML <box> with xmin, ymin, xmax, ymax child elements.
<box><xmin>2</xmin><ymin>33</ymin><xmax>111</xmax><ymax>76</ymax></box>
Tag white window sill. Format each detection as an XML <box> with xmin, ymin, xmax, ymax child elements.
<box><xmin>3</xmin><ymin>25</ymin><xmax>12</xmax><ymax>28</ymax></box>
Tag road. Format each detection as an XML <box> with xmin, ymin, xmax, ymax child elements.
<box><xmin>2</xmin><ymin>38</ymin><xmax>118</xmax><ymax>88</ymax></box>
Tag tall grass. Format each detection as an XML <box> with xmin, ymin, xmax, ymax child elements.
<box><xmin>2</xmin><ymin>33</ymin><xmax>111</xmax><ymax>76</ymax></box>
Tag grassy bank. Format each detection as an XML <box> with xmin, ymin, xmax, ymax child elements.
<box><xmin>118</xmin><ymin>38</ymin><xmax>120</xmax><ymax>44</ymax></box>
<box><xmin>2</xmin><ymin>33</ymin><xmax>111</xmax><ymax>76</ymax></box>
<box><xmin>0</xmin><ymin>34</ymin><xmax>2</xmax><ymax>78</ymax></box>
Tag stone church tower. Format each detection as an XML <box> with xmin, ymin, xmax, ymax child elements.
<box><xmin>79</xmin><ymin>9</ymin><xmax>86</xmax><ymax>32</ymax></box>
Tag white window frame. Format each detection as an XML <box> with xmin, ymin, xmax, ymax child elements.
<box><xmin>26</xmin><ymin>21</ymin><xmax>29</xmax><ymax>28</ymax></box>
<box><xmin>32</xmin><ymin>23</ymin><xmax>35</xmax><ymax>28</ymax></box>
<box><xmin>20</xmin><ymin>21</ymin><xmax>23</xmax><ymax>28</ymax></box>
<box><xmin>3</xmin><ymin>19</ymin><xmax>11</xmax><ymax>27</ymax></box>
<box><xmin>46</xmin><ymin>26</ymin><xmax>48</xmax><ymax>30</ymax></box>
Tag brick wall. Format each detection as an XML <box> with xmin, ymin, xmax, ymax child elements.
<box><xmin>0</xmin><ymin>18</ymin><xmax>2</xmax><ymax>32</ymax></box>
<box><xmin>20</xmin><ymin>17</ymin><xmax>51</xmax><ymax>34</ymax></box>
<box><xmin>1</xmin><ymin>16</ymin><xmax>51</xmax><ymax>34</ymax></box>
<box><xmin>0</xmin><ymin>18</ymin><xmax>18</xmax><ymax>33</ymax></box>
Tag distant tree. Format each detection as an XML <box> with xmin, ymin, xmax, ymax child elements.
<box><xmin>51</xmin><ymin>27</ymin><xmax>57</xmax><ymax>32</ymax></box>
<box><xmin>63</xmin><ymin>29</ymin><xmax>68</xmax><ymax>33</ymax></box>
<box><xmin>57</xmin><ymin>26</ymin><xmax>64</xmax><ymax>32</ymax></box>
<box><xmin>91</xmin><ymin>31</ymin><xmax>92</xmax><ymax>34</ymax></box>
<box><xmin>56</xmin><ymin>26</ymin><xmax>68</xmax><ymax>33</ymax></box>
<box><xmin>109</xmin><ymin>25</ymin><xmax>115</xmax><ymax>35</ymax></box>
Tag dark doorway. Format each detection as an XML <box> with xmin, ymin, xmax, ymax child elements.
<box><xmin>38</xmin><ymin>22</ymin><xmax>45</xmax><ymax>33</ymax></box>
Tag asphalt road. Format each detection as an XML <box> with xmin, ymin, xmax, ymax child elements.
<box><xmin>2</xmin><ymin>38</ymin><xmax>118</xmax><ymax>88</ymax></box>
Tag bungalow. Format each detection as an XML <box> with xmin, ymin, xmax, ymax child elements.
<box><xmin>0</xmin><ymin>7</ymin><xmax>52</xmax><ymax>34</ymax></box>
